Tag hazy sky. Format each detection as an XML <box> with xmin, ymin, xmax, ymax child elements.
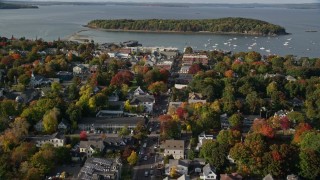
<box><xmin>14</xmin><ymin>0</ymin><xmax>318</xmax><ymax>4</ymax></box>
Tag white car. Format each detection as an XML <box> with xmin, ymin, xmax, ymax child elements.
<box><xmin>144</xmin><ymin>156</ymin><xmax>148</xmax><ymax>161</ymax></box>
<box><xmin>144</xmin><ymin>171</ymin><xmax>149</xmax><ymax>177</ymax></box>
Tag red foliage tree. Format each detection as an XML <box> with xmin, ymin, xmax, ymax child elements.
<box><xmin>11</xmin><ymin>53</ymin><xmax>21</xmax><ymax>60</ymax></box>
<box><xmin>252</xmin><ymin>119</ymin><xmax>275</xmax><ymax>138</ymax></box>
<box><xmin>293</xmin><ymin>123</ymin><xmax>312</xmax><ymax>144</ymax></box>
<box><xmin>176</xmin><ymin>107</ymin><xmax>187</xmax><ymax>120</ymax></box>
<box><xmin>188</xmin><ymin>64</ymin><xmax>201</xmax><ymax>74</ymax></box>
<box><xmin>260</xmin><ymin>124</ymin><xmax>275</xmax><ymax>138</ymax></box>
<box><xmin>110</xmin><ymin>70</ymin><xmax>134</xmax><ymax>87</ymax></box>
<box><xmin>159</xmin><ymin>68</ymin><xmax>170</xmax><ymax>82</ymax></box>
<box><xmin>224</xmin><ymin>70</ymin><xmax>234</xmax><ymax>78</ymax></box>
<box><xmin>80</xmin><ymin>131</ymin><xmax>87</xmax><ymax>141</ymax></box>
<box><xmin>280</xmin><ymin>116</ymin><xmax>290</xmax><ymax>130</ymax></box>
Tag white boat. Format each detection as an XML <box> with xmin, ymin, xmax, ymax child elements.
<box><xmin>233</xmin><ymin>44</ymin><xmax>237</xmax><ymax>47</ymax></box>
<box><xmin>233</xmin><ymin>37</ymin><xmax>237</xmax><ymax>40</ymax></box>
<box><xmin>260</xmin><ymin>47</ymin><xmax>265</xmax><ymax>50</ymax></box>
<box><xmin>248</xmin><ymin>47</ymin><xmax>253</xmax><ymax>50</ymax></box>
<box><xmin>287</xmin><ymin>38</ymin><xmax>292</xmax><ymax>41</ymax></box>
<box><xmin>223</xmin><ymin>42</ymin><xmax>228</xmax><ymax>45</ymax></box>
<box><xmin>284</xmin><ymin>42</ymin><xmax>289</xmax><ymax>46</ymax></box>
<box><xmin>266</xmin><ymin>49</ymin><xmax>271</xmax><ymax>53</ymax></box>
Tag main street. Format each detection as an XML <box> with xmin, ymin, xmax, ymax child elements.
<box><xmin>132</xmin><ymin>129</ymin><xmax>163</xmax><ymax>180</ymax></box>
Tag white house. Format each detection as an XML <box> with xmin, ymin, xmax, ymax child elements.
<box><xmin>163</xmin><ymin>140</ymin><xmax>185</xmax><ymax>159</ymax></box>
<box><xmin>196</xmin><ymin>132</ymin><xmax>215</xmax><ymax>151</ymax></box>
<box><xmin>73</xmin><ymin>64</ymin><xmax>89</xmax><ymax>75</ymax></box>
<box><xmin>200</xmin><ymin>164</ymin><xmax>217</xmax><ymax>180</ymax></box>
<box><xmin>130</xmin><ymin>95</ymin><xmax>155</xmax><ymax>113</ymax></box>
<box><xmin>29</xmin><ymin>132</ymin><xmax>66</xmax><ymax>148</ymax></box>
<box><xmin>29</xmin><ymin>71</ymin><xmax>52</xmax><ymax>87</ymax></box>
<box><xmin>79</xmin><ymin>140</ymin><xmax>105</xmax><ymax>157</ymax></box>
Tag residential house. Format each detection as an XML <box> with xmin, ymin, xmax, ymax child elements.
<box><xmin>196</xmin><ymin>132</ymin><xmax>215</xmax><ymax>151</ymax></box>
<box><xmin>174</xmin><ymin>84</ymin><xmax>188</xmax><ymax>90</ymax></box>
<box><xmin>165</xmin><ymin>159</ymin><xmax>190</xmax><ymax>176</ymax></box>
<box><xmin>191</xmin><ymin>158</ymin><xmax>206</xmax><ymax>173</ymax></box>
<box><xmin>220</xmin><ymin>113</ymin><xmax>230</xmax><ymax>129</ymax></box>
<box><xmin>90</xmin><ymin>65</ymin><xmax>99</xmax><ymax>74</ymax></box>
<box><xmin>28</xmin><ymin>132</ymin><xmax>66</xmax><ymax>147</ymax></box>
<box><xmin>163</xmin><ymin>140</ymin><xmax>185</xmax><ymax>159</ymax></box>
<box><xmin>263</xmin><ymin>174</ymin><xmax>274</xmax><ymax>180</ymax></box>
<box><xmin>108</xmin><ymin>92</ymin><xmax>120</xmax><ymax>102</ymax></box>
<box><xmin>29</xmin><ymin>71</ymin><xmax>52</xmax><ymax>87</ymax></box>
<box><xmin>80</xmin><ymin>140</ymin><xmax>105</xmax><ymax>157</ymax></box>
<box><xmin>73</xmin><ymin>64</ymin><xmax>89</xmax><ymax>75</ymax></box>
<box><xmin>78</xmin><ymin>157</ymin><xmax>122</xmax><ymax>180</ymax></box>
<box><xmin>179</xmin><ymin>65</ymin><xmax>191</xmax><ymax>74</ymax></box>
<box><xmin>243</xmin><ymin>115</ymin><xmax>260</xmax><ymax>127</ymax></box>
<box><xmin>130</xmin><ymin>95</ymin><xmax>155</xmax><ymax>113</ymax></box>
<box><xmin>287</xmin><ymin>174</ymin><xmax>299</xmax><ymax>180</ymax></box>
<box><xmin>56</xmin><ymin>71</ymin><xmax>73</xmax><ymax>81</ymax></box>
<box><xmin>200</xmin><ymin>164</ymin><xmax>217</xmax><ymax>180</ymax></box>
<box><xmin>34</xmin><ymin>120</ymin><xmax>44</xmax><ymax>132</ymax></box>
<box><xmin>182</xmin><ymin>54</ymin><xmax>208</xmax><ymax>65</ymax></box>
<box><xmin>220</xmin><ymin>173</ymin><xmax>243</xmax><ymax>180</ymax></box>
<box><xmin>177</xmin><ymin>174</ymin><xmax>190</xmax><ymax>180</ymax></box>
<box><xmin>58</xmin><ymin>119</ymin><xmax>70</xmax><ymax>132</ymax></box>
<box><xmin>188</xmin><ymin>92</ymin><xmax>207</xmax><ymax>104</ymax></box>
<box><xmin>160</xmin><ymin>51</ymin><xmax>178</xmax><ymax>59</ymax></box>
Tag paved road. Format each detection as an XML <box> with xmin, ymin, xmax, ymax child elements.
<box><xmin>133</xmin><ymin>126</ymin><xmax>163</xmax><ymax>180</ymax></box>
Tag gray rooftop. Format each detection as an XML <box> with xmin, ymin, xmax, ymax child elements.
<box><xmin>79</xmin><ymin>117</ymin><xmax>145</xmax><ymax>125</ymax></box>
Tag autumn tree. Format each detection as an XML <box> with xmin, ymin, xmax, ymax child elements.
<box><xmin>292</xmin><ymin>123</ymin><xmax>312</xmax><ymax>144</ymax></box>
<box><xmin>148</xmin><ymin>81</ymin><xmax>167</xmax><ymax>95</ymax></box>
<box><xmin>80</xmin><ymin>131</ymin><xmax>87</xmax><ymax>141</ymax></box>
<box><xmin>188</xmin><ymin>63</ymin><xmax>202</xmax><ymax>74</ymax></box>
<box><xmin>110</xmin><ymin>70</ymin><xmax>134</xmax><ymax>87</ymax></box>
<box><xmin>127</xmin><ymin>151</ymin><xmax>138</xmax><ymax>166</ymax></box>
<box><xmin>119</xmin><ymin>125</ymin><xmax>130</xmax><ymax>137</ymax></box>
<box><xmin>228</xmin><ymin>113</ymin><xmax>243</xmax><ymax>129</ymax></box>
<box><xmin>30</xmin><ymin>144</ymin><xmax>56</xmax><ymax>175</ymax></box>
<box><xmin>217</xmin><ymin>129</ymin><xmax>241</xmax><ymax>147</ymax></box>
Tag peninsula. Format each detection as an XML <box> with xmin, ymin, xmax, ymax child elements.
<box><xmin>87</xmin><ymin>17</ymin><xmax>288</xmax><ymax>36</ymax></box>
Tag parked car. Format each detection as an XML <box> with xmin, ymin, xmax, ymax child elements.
<box><xmin>144</xmin><ymin>156</ymin><xmax>148</xmax><ymax>161</ymax></box>
<box><xmin>144</xmin><ymin>171</ymin><xmax>149</xmax><ymax>177</ymax></box>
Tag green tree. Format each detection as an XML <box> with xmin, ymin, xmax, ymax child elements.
<box><xmin>119</xmin><ymin>125</ymin><xmax>130</xmax><ymax>137</ymax></box>
<box><xmin>127</xmin><ymin>151</ymin><xmax>138</xmax><ymax>166</ymax></box>
<box><xmin>217</xmin><ymin>129</ymin><xmax>241</xmax><ymax>147</ymax></box>
<box><xmin>17</xmin><ymin>74</ymin><xmax>30</xmax><ymax>85</ymax></box>
<box><xmin>200</xmin><ymin>140</ymin><xmax>228</xmax><ymax>171</ymax></box>
<box><xmin>228</xmin><ymin>113</ymin><xmax>243</xmax><ymax>129</ymax></box>
<box><xmin>299</xmin><ymin>149</ymin><xmax>320</xmax><ymax>179</ymax></box>
<box><xmin>42</xmin><ymin>107</ymin><xmax>60</xmax><ymax>134</ymax></box>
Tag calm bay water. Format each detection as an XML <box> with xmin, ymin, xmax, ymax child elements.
<box><xmin>0</xmin><ymin>5</ymin><xmax>319</xmax><ymax>57</ymax></box>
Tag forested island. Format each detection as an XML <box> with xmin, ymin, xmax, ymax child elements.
<box><xmin>0</xmin><ymin>2</ymin><xmax>38</xmax><ymax>9</ymax></box>
<box><xmin>87</xmin><ymin>18</ymin><xmax>288</xmax><ymax>36</ymax></box>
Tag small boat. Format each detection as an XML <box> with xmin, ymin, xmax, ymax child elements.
<box><xmin>223</xmin><ymin>42</ymin><xmax>228</xmax><ymax>45</ymax></box>
<box><xmin>233</xmin><ymin>44</ymin><xmax>237</xmax><ymax>47</ymax></box>
<box><xmin>248</xmin><ymin>47</ymin><xmax>253</xmax><ymax>50</ymax></box>
<box><xmin>233</xmin><ymin>37</ymin><xmax>237</xmax><ymax>40</ymax></box>
<box><xmin>260</xmin><ymin>47</ymin><xmax>265</xmax><ymax>50</ymax></box>
<box><xmin>284</xmin><ymin>42</ymin><xmax>289</xmax><ymax>46</ymax></box>
<box><xmin>266</xmin><ymin>49</ymin><xmax>271</xmax><ymax>53</ymax></box>
<box><xmin>287</xmin><ymin>38</ymin><xmax>292</xmax><ymax>41</ymax></box>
